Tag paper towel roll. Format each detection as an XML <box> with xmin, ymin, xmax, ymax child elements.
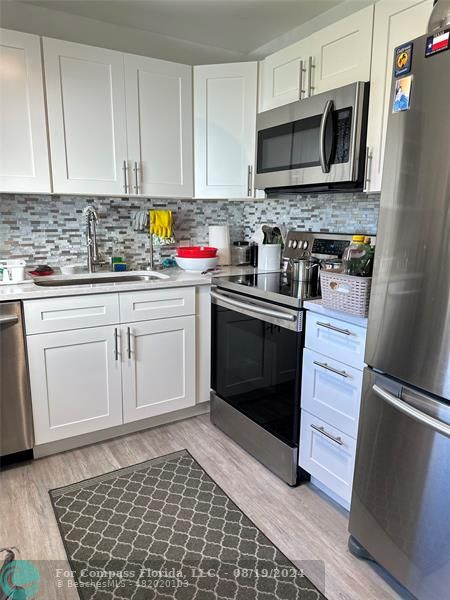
<box><xmin>209</xmin><ymin>225</ymin><xmax>231</xmax><ymax>266</ymax></box>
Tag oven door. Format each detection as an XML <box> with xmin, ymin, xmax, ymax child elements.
<box><xmin>211</xmin><ymin>288</ymin><xmax>303</xmax><ymax>447</ymax></box>
<box><xmin>255</xmin><ymin>81</ymin><xmax>368</xmax><ymax>190</ymax></box>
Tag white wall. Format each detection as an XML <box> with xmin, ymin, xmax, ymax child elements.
<box><xmin>0</xmin><ymin>0</ymin><xmax>247</xmax><ymax>64</ymax></box>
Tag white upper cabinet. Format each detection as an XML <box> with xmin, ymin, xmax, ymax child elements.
<box><xmin>0</xmin><ymin>29</ymin><xmax>50</xmax><ymax>193</ymax></box>
<box><xmin>194</xmin><ymin>62</ymin><xmax>258</xmax><ymax>198</ymax></box>
<box><xmin>124</xmin><ymin>55</ymin><xmax>193</xmax><ymax>197</ymax></box>
<box><xmin>365</xmin><ymin>0</ymin><xmax>434</xmax><ymax>192</ymax></box>
<box><xmin>43</xmin><ymin>38</ymin><xmax>128</xmax><ymax>195</ymax></box>
<box><xmin>259</xmin><ymin>38</ymin><xmax>310</xmax><ymax>112</ymax></box>
<box><xmin>308</xmin><ymin>6</ymin><xmax>374</xmax><ymax>96</ymax></box>
<box><xmin>258</xmin><ymin>6</ymin><xmax>374</xmax><ymax>113</ymax></box>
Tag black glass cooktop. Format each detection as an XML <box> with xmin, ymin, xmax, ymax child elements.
<box><xmin>213</xmin><ymin>272</ymin><xmax>320</xmax><ymax>309</ymax></box>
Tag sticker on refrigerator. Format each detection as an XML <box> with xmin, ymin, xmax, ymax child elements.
<box><xmin>394</xmin><ymin>42</ymin><xmax>413</xmax><ymax>77</ymax></box>
<box><xmin>393</xmin><ymin>76</ymin><xmax>413</xmax><ymax>113</ymax></box>
<box><xmin>425</xmin><ymin>29</ymin><xmax>450</xmax><ymax>57</ymax></box>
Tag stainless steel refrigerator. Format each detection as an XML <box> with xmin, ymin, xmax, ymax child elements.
<box><xmin>348</xmin><ymin>30</ymin><xmax>450</xmax><ymax>600</ymax></box>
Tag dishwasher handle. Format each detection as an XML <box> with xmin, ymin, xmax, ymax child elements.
<box><xmin>373</xmin><ymin>384</ymin><xmax>450</xmax><ymax>439</ymax></box>
<box><xmin>0</xmin><ymin>315</ymin><xmax>19</xmax><ymax>325</ymax></box>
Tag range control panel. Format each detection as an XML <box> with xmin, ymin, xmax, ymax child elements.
<box><xmin>283</xmin><ymin>231</ymin><xmax>359</xmax><ymax>260</ymax></box>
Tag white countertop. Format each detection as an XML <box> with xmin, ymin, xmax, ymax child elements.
<box><xmin>303</xmin><ymin>299</ymin><xmax>368</xmax><ymax>327</ymax></box>
<box><xmin>0</xmin><ymin>265</ymin><xmax>259</xmax><ymax>302</ymax></box>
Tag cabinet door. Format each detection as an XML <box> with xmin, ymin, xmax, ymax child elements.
<box><xmin>194</xmin><ymin>62</ymin><xmax>257</xmax><ymax>198</ymax></box>
<box><xmin>301</xmin><ymin>348</ymin><xmax>363</xmax><ymax>439</ymax></box>
<box><xmin>122</xmin><ymin>316</ymin><xmax>195</xmax><ymax>422</ymax></box>
<box><xmin>0</xmin><ymin>29</ymin><xmax>50</xmax><ymax>193</ymax></box>
<box><xmin>309</xmin><ymin>6</ymin><xmax>374</xmax><ymax>96</ymax></box>
<box><xmin>125</xmin><ymin>54</ymin><xmax>193</xmax><ymax>198</ymax></box>
<box><xmin>299</xmin><ymin>410</ymin><xmax>356</xmax><ymax>505</ymax></box>
<box><xmin>365</xmin><ymin>0</ymin><xmax>434</xmax><ymax>192</ymax></box>
<box><xmin>27</xmin><ymin>326</ymin><xmax>122</xmax><ymax>444</ymax></box>
<box><xmin>43</xmin><ymin>38</ymin><xmax>128</xmax><ymax>195</ymax></box>
<box><xmin>258</xmin><ymin>39</ymin><xmax>309</xmax><ymax>112</ymax></box>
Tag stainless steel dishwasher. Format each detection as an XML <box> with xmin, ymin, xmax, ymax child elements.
<box><xmin>0</xmin><ymin>302</ymin><xmax>34</xmax><ymax>459</ymax></box>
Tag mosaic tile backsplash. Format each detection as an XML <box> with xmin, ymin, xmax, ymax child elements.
<box><xmin>0</xmin><ymin>192</ymin><xmax>379</xmax><ymax>268</ymax></box>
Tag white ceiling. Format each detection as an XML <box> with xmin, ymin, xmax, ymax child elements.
<box><xmin>22</xmin><ymin>0</ymin><xmax>353</xmax><ymax>54</ymax></box>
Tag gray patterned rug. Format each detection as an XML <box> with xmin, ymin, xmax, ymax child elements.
<box><xmin>50</xmin><ymin>450</ymin><xmax>326</xmax><ymax>599</ymax></box>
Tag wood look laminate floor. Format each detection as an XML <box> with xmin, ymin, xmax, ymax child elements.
<box><xmin>0</xmin><ymin>415</ymin><xmax>407</xmax><ymax>600</ymax></box>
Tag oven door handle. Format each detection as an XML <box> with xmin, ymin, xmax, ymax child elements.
<box><xmin>319</xmin><ymin>99</ymin><xmax>334</xmax><ymax>174</ymax></box>
<box><xmin>210</xmin><ymin>290</ymin><xmax>296</xmax><ymax>322</ymax></box>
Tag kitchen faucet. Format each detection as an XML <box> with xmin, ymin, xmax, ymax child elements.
<box><xmin>83</xmin><ymin>206</ymin><xmax>103</xmax><ymax>273</ymax></box>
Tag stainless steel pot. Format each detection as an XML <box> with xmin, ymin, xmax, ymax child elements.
<box><xmin>290</xmin><ymin>257</ymin><xmax>321</xmax><ymax>296</ymax></box>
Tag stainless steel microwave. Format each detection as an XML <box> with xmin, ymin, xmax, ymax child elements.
<box><xmin>255</xmin><ymin>81</ymin><xmax>369</xmax><ymax>193</ymax></box>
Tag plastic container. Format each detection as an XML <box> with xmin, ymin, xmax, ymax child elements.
<box><xmin>320</xmin><ymin>271</ymin><xmax>372</xmax><ymax>317</ymax></box>
<box><xmin>175</xmin><ymin>256</ymin><xmax>218</xmax><ymax>272</ymax></box>
<box><xmin>342</xmin><ymin>235</ymin><xmax>373</xmax><ymax>277</ymax></box>
<box><xmin>176</xmin><ymin>246</ymin><xmax>217</xmax><ymax>259</ymax></box>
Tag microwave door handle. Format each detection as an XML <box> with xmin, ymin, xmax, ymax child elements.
<box><xmin>319</xmin><ymin>99</ymin><xmax>334</xmax><ymax>174</ymax></box>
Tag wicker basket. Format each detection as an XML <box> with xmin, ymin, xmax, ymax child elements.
<box><xmin>320</xmin><ymin>271</ymin><xmax>372</xmax><ymax>317</ymax></box>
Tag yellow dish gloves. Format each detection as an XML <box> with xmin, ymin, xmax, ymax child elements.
<box><xmin>149</xmin><ymin>210</ymin><xmax>173</xmax><ymax>239</ymax></box>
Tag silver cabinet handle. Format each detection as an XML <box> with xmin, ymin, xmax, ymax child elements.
<box><xmin>0</xmin><ymin>316</ymin><xmax>18</xmax><ymax>326</ymax></box>
<box><xmin>114</xmin><ymin>327</ymin><xmax>119</xmax><ymax>361</ymax></box>
<box><xmin>127</xmin><ymin>326</ymin><xmax>132</xmax><ymax>359</ymax></box>
<box><xmin>211</xmin><ymin>290</ymin><xmax>296</xmax><ymax>322</ymax></box>
<box><xmin>373</xmin><ymin>385</ymin><xmax>450</xmax><ymax>438</ymax></box>
<box><xmin>317</xmin><ymin>321</ymin><xmax>354</xmax><ymax>336</ymax></box>
<box><xmin>122</xmin><ymin>160</ymin><xmax>129</xmax><ymax>194</ymax></box>
<box><xmin>313</xmin><ymin>360</ymin><xmax>350</xmax><ymax>378</ymax></box>
<box><xmin>308</xmin><ymin>56</ymin><xmax>315</xmax><ymax>97</ymax></box>
<box><xmin>365</xmin><ymin>147</ymin><xmax>373</xmax><ymax>188</ymax></box>
<box><xmin>133</xmin><ymin>161</ymin><xmax>139</xmax><ymax>194</ymax></box>
<box><xmin>247</xmin><ymin>165</ymin><xmax>253</xmax><ymax>197</ymax></box>
<box><xmin>311</xmin><ymin>424</ymin><xmax>344</xmax><ymax>446</ymax></box>
<box><xmin>298</xmin><ymin>59</ymin><xmax>306</xmax><ymax>100</ymax></box>
<box><xmin>319</xmin><ymin>99</ymin><xmax>334</xmax><ymax>174</ymax></box>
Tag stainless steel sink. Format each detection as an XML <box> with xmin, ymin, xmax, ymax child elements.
<box><xmin>33</xmin><ymin>271</ymin><xmax>169</xmax><ymax>287</ymax></box>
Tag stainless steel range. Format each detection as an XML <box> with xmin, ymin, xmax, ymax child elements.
<box><xmin>210</xmin><ymin>231</ymin><xmax>359</xmax><ymax>485</ymax></box>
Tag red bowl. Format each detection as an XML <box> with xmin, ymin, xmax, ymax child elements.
<box><xmin>177</xmin><ymin>246</ymin><xmax>218</xmax><ymax>258</ymax></box>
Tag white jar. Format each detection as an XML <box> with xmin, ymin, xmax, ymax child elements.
<box><xmin>258</xmin><ymin>244</ymin><xmax>281</xmax><ymax>271</ymax></box>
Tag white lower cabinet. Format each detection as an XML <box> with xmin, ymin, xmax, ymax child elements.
<box><xmin>27</xmin><ymin>325</ymin><xmax>123</xmax><ymax>444</ymax></box>
<box><xmin>299</xmin><ymin>410</ymin><xmax>356</xmax><ymax>505</ymax></box>
<box><xmin>302</xmin><ymin>348</ymin><xmax>363</xmax><ymax>439</ymax></box>
<box><xmin>24</xmin><ymin>287</ymin><xmax>199</xmax><ymax>447</ymax></box>
<box><xmin>300</xmin><ymin>308</ymin><xmax>367</xmax><ymax>508</ymax></box>
<box><xmin>122</xmin><ymin>316</ymin><xmax>195</xmax><ymax>423</ymax></box>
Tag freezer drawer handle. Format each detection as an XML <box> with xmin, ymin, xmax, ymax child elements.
<box><xmin>311</xmin><ymin>424</ymin><xmax>344</xmax><ymax>446</ymax></box>
<box><xmin>0</xmin><ymin>316</ymin><xmax>19</xmax><ymax>326</ymax></box>
<box><xmin>313</xmin><ymin>360</ymin><xmax>349</xmax><ymax>378</ymax></box>
<box><xmin>373</xmin><ymin>385</ymin><xmax>450</xmax><ymax>438</ymax></box>
<box><xmin>317</xmin><ymin>321</ymin><xmax>354</xmax><ymax>336</ymax></box>
<box><xmin>211</xmin><ymin>290</ymin><xmax>296</xmax><ymax>322</ymax></box>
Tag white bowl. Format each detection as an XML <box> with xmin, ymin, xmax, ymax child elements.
<box><xmin>175</xmin><ymin>256</ymin><xmax>218</xmax><ymax>272</ymax></box>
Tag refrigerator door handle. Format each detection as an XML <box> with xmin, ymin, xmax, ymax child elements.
<box><xmin>373</xmin><ymin>384</ymin><xmax>450</xmax><ymax>438</ymax></box>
